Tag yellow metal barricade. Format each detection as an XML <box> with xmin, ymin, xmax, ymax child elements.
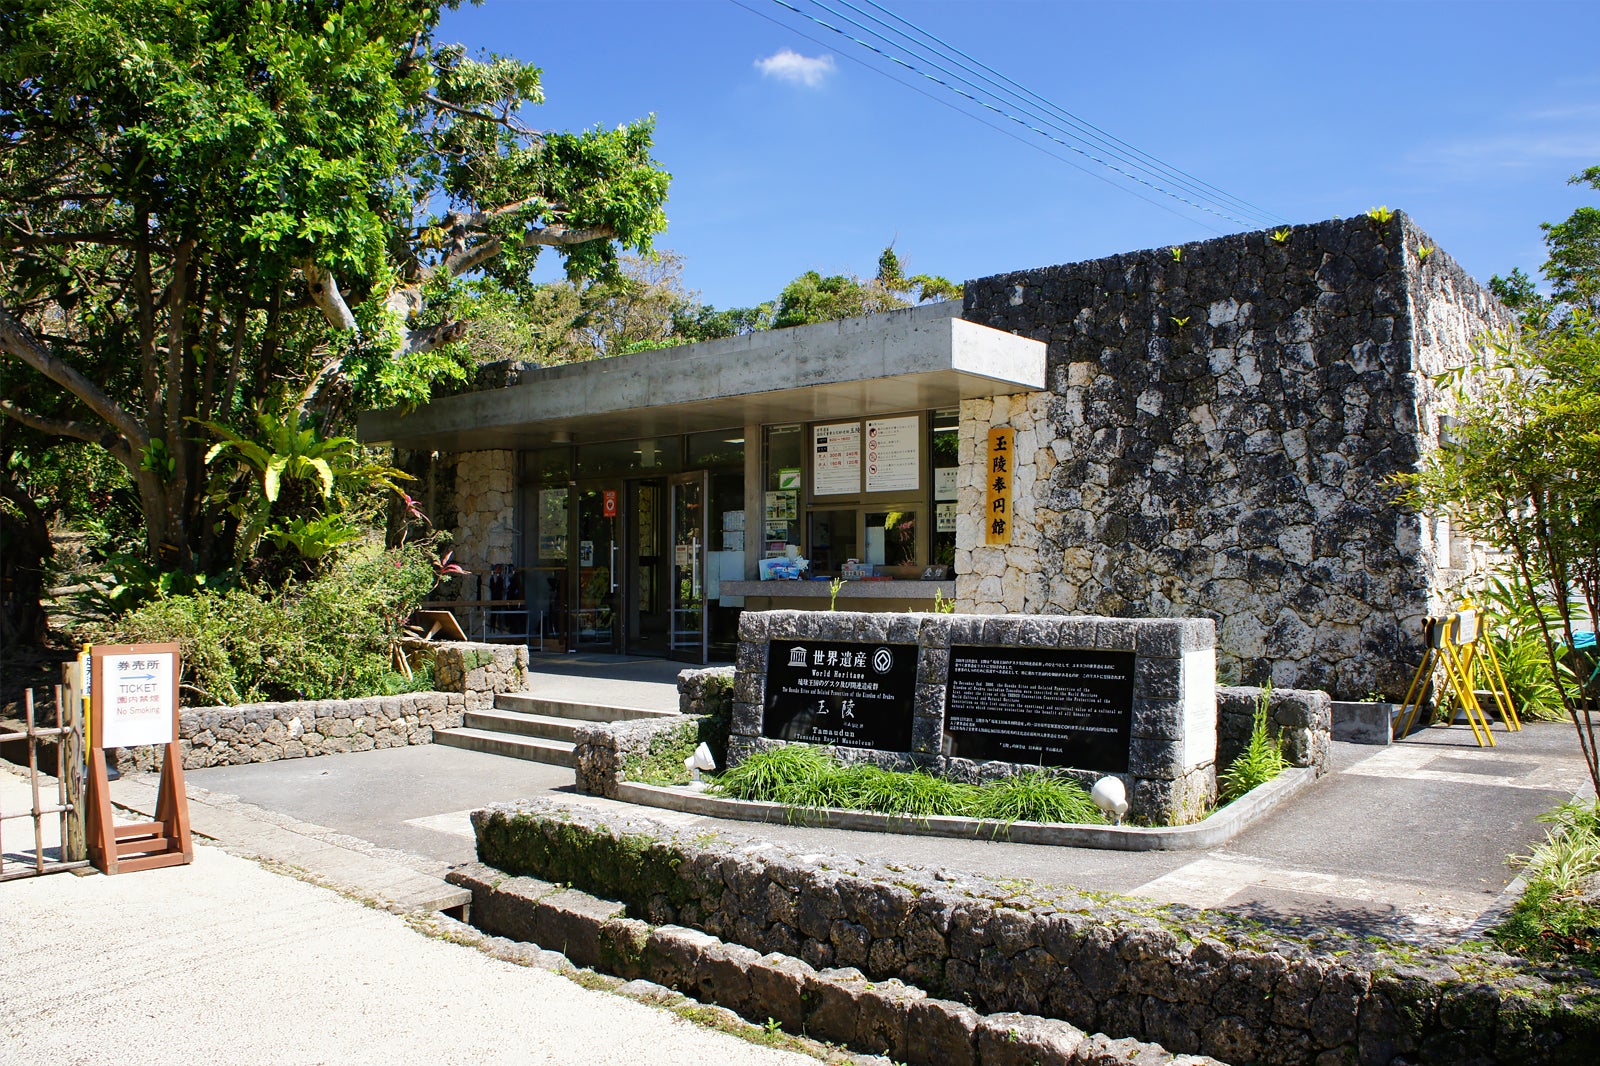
<box><xmin>1394</xmin><ymin>605</ymin><xmax>1520</xmax><ymax>746</ymax></box>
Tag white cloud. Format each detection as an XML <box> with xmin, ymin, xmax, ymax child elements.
<box><xmin>755</xmin><ymin>49</ymin><xmax>836</xmax><ymax>88</ymax></box>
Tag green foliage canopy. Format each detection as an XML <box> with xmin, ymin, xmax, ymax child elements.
<box><xmin>0</xmin><ymin>0</ymin><xmax>669</xmax><ymax>579</ymax></box>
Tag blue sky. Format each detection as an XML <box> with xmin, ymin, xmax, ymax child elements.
<box><xmin>439</xmin><ymin>0</ymin><xmax>1600</xmax><ymax>310</ymax></box>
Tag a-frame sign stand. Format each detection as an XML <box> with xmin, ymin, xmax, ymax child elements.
<box><xmin>85</xmin><ymin>642</ymin><xmax>193</xmax><ymax>875</ymax></box>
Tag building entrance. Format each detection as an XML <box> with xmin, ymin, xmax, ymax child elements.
<box><xmin>568</xmin><ymin>475</ymin><xmax>708</xmax><ymax>663</ymax></box>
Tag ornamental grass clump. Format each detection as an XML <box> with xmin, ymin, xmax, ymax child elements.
<box><xmin>966</xmin><ymin>769</ymin><xmax>1104</xmax><ymax>825</ymax></box>
<box><xmin>1218</xmin><ymin>687</ymin><xmax>1290</xmax><ymax>803</ymax></box>
<box><xmin>710</xmin><ymin>749</ymin><xmax>1105</xmax><ymax>825</ymax></box>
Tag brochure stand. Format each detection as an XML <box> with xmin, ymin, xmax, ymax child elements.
<box><xmin>84</xmin><ymin>642</ymin><xmax>193</xmax><ymax>875</ymax></box>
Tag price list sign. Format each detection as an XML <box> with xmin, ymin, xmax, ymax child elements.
<box><xmin>763</xmin><ymin>640</ymin><xmax>917</xmax><ymax>751</ymax></box>
<box><xmin>944</xmin><ymin>646</ymin><xmax>1134</xmax><ymax>771</ymax></box>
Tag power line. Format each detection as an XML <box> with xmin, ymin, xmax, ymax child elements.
<box><xmin>844</xmin><ymin>0</ymin><xmax>1285</xmax><ymax>226</ymax></box>
<box><xmin>757</xmin><ymin>0</ymin><xmax>1281</xmax><ymax>229</ymax></box>
<box><xmin>725</xmin><ymin>0</ymin><xmax>1229</xmax><ymax>235</ymax></box>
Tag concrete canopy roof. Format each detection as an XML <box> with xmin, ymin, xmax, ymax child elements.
<box><xmin>358</xmin><ymin>302</ymin><xmax>1045</xmax><ymax>452</ymax></box>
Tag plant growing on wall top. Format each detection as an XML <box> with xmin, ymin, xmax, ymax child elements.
<box><xmin>1270</xmin><ymin>228</ymin><xmax>1291</xmax><ymax>244</ymax></box>
<box><xmin>1367</xmin><ymin>205</ymin><xmax>1397</xmax><ymax>224</ymax></box>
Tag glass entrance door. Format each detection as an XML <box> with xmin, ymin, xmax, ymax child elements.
<box><xmin>667</xmin><ymin>471</ymin><xmax>708</xmax><ymax>663</ymax></box>
<box><xmin>573</xmin><ymin>486</ymin><xmax>620</xmax><ymax>652</ymax></box>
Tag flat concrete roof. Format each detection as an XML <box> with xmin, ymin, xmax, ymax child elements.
<box><xmin>359</xmin><ymin>302</ymin><xmax>1046</xmax><ymax>451</ymax></box>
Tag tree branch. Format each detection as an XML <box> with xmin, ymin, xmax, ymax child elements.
<box><xmin>0</xmin><ymin>303</ymin><xmax>149</xmax><ymax>455</ymax></box>
<box><xmin>302</xmin><ymin>262</ymin><xmax>358</xmax><ymax>332</ymax></box>
<box><xmin>401</xmin><ymin>319</ymin><xmax>468</xmax><ymax>357</ymax></box>
<box><xmin>443</xmin><ymin>223</ymin><xmax>614</xmax><ymax>279</ymax></box>
<box><xmin>422</xmin><ymin>91</ymin><xmax>538</xmax><ymax>136</ymax></box>
<box><xmin>0</xmin><ymin>398</ymin><xmax>130</xmax><ymax>460</ymax></box>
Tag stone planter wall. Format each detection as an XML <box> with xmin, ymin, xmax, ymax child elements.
<box><xmin>572</xmin><ymin>665</ymin><xmax>734</xmax><ymax>798</ymax></box>
<box><xmin>428</xmin><ymin>639</ymin><xmax>528</xmax><ymax>711</ymax></box>
<box><xmin>473</xmin><ymin>798</ymin><xmax>1600</xmax><ymax>1066</ymax></box>
<box><xmin>732</xmin><ymin>610</ymin><xmax>1218</xmax><ymax>826</ymax></box>
<box><xmin>1216</xmin><ymin>685</ymin><xmax>1332</xmax><ymax>773</ymax></box>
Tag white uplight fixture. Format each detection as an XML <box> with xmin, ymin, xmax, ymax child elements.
<box><xmin>684</xmin><ymin>742</ymin><xmax>717</xmax><ymax>791</ymax></box>
<box><xmin>1091</xmin><ymin>776</ymin><xmax>1129</xmax><ymax>825</ymax></box>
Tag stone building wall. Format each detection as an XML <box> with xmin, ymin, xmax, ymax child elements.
<box><xmin>449</xmin><ymin>449</ymin><xmax>517</xmax><ymax>591</ymax></box>
<box><xmin>958</xmin><ymin>214</ymin><xmax>1509</xmax><ymax>700</ymax></box>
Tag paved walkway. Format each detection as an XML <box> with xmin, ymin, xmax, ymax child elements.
<box><xmin>161</xmin><ymin>704</ymin><xmax>1590</xmax><ymax>944</ymax></box>
<box><xmin>1</xmin><ymin>766</ymin><xmax>814</xmax><ymax>1066</ymax></box>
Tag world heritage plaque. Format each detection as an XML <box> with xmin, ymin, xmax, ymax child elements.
<box><xmin>943</xmin><ymin>645</ymin><xmax>1135</xmax><ymax>772</ymax></box>
<box><xmin>763</xmin><ymin>640</ymin><xmax>917</xmax><ymax>751</ymax></box>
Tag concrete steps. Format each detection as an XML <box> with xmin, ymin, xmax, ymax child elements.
<box><xmin>433</xmin><ymin>726</ymin><xmax>578</xmax><ymax>767</ymax></box>
<box><xmin>432</xmin><ymin>688</ymin><xmax>680</xmax><ymax>768</ymax></box>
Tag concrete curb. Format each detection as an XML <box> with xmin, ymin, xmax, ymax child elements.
<box><xmin>614</xmin><ymin>766</ymin><xmax>1318</xmax><ymax>851</ymax></box>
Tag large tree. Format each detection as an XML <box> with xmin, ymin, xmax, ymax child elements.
<box><xmin>0</xmin><ymin>0</ymin><xmax>668</xmax><ymax>578</ymax></box>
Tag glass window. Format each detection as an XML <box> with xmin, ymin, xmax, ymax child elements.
<box><xmin>762</xmin><ymin>425</ymin><xmax>803</xmax><ymax>556</ymax></box>
<box><xmin>866</xmin><ymin>510</ymin><xmax>918</xmax><ymax>570</ymax></box>
<box><xmin>688</xmin><ymin>429</ymin><xmax>745</xmax><ymax>471</ymax></box>
<box><xmin>807</xmin><ymin>510</ymin><xmax>858</xmax><ymax>575</ymax></box>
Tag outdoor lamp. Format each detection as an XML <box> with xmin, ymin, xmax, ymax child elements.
<box><xmin>684</xmin><ymin>742</ymin><xmax>717</xmax><ymax>789</ymax></box>
<box><xmin>1091</xmin><ymin>776</ymin><xmax>1129</xmax><ymax>825</ymax></box>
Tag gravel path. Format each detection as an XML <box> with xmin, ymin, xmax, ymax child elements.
<box><xmin>1</xmin><ymin>842</ymin><xmax>812</xmax><ymax>1066</ymax></box>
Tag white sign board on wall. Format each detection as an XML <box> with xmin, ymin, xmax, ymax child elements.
<box><xmin>99</xmin><ymin>650</ymin><xmax>177</xmax><ymax>748</ymax></box>
<box><xmin>813</xmin><ymin>422</ymin><xmax>862</xmax><ymax>495</ymax></box>
<box><xmin>865</xmin><ymin>416</ymin><xmax>920</xmax><ymax>493</ymax></box>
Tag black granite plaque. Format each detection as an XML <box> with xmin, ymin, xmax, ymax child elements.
<box><xmin>944</xmin><ymin>646</ymin><xmax>1134</xmax><ymax>771</ymax></box>
<box><xmin>763</xmin><ymin>640</ymin><xmax>917</xmax><ymax>751</ymax></box>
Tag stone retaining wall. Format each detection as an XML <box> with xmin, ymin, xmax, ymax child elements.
<box><xmin>122</xmin><ymin>692</ymin><xmax>460</xmax><ymax>770</ymax></box>
<box><xmin>448</xmin><ymin>862</ymin><xmax>1221</xmax><ymax>1066</ymax></box>
<box><xmin>473</xmin><ymin>798</ymin><xmax>1599</xmax><ymax>1066</ymax></box>
<box><xmin>121</xmin><ymin>640</ymin><xmax>526</xmax><ymax>771</ymax></box>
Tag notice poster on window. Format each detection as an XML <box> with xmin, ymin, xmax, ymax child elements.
<box><xmin>813</xmin><ymin>422</ymin><xmax>861</xmax><ymax>495</ymax></box>
<box><xmin>934</xmin><ymin>467</ymin><xmax>959</xmax><ymax>501</ymax></box>
<box><xmin>865</xmin><ymin>416</ymin><xmax>919</xmax><ymax>493</ymax></box>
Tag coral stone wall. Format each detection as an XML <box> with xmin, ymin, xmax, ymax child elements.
<box><xmin>959</xmin><ymin>214</ymin><xmax>1509</xmax><ymax>700</ymax></box>
<box><xmin>449</xmin><ymin>449</ymin><xmax>517</xmax><ymax>584</ymax></box>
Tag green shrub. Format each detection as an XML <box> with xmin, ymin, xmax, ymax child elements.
<box><xmin>1219</xmin><ymin>687</ymin><xmax>1289</xmax><ymax>803</ymax></box>
<box><xmin>710</xmin><ymin>748</ymin><xmax>1106</xmax><ymax>825</ymax></box>
<box><xmin>90</xmin><ymin>542</ymin><xmax>436</xmax><ymax>704</ymax></box>
<box><xmin>1493</xmin><ymin>800</ymin><xmax>1600</xmax><ymax>966</ymax></box>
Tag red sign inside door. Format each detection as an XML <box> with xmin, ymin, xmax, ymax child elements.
<box><xmin>602</xmin><ymin>490</ymin><xmax>618</xmax><ymax>518</ymax></box>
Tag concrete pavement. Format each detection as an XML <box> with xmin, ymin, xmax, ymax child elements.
<box><xmin>0</xmin><ymin>815</ymin><xmax>818</xmax><ymax>1066</ymax></box>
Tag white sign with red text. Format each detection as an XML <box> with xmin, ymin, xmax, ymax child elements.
<box><xmin>100</xmin><ymin>651</ymin><xmax>176</xmax><ymax>747</ymax></box>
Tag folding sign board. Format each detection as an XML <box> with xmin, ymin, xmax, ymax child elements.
<box><xmin>85</xmin><ymin>642</ymin><xmax>192</xmax><ymax>875</ymax></box>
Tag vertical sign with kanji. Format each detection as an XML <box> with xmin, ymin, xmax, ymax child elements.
<box><xmin>985</xmin><ymin>428</ymin><xmax>1014</xmax><ymax>546</ymax></box>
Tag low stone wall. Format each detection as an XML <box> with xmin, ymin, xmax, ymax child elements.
<box><xmin>1216</xmin><ymin>686</ymin><xmax>1332</xmax><ymax>773</ymax></box>
<box><xmin>427</xmin><ymin>640</ymin><xmax>529</xmax><ymax>711</ymax></box>
<box><xmin>122</xmin><ymin>692</ymin><xmax>461</xmax><ymax>771</ymax></box>
<box><xmin>121</xmin><ymin>639</ymin><xmax>527</xmax><ymax>771</ymax></box>
<box><xmin>473</xmin><ymin>798</ymin><xmax>1600</xmax><ymax>1066</ymax></box>
<box><xmin>448</xmin><ymin>862</ymin><xmax>1221</xmax><ymax>1066</ymax></box>
<box><xmin>572</xmin><ymin>666</ymin><xmax>734</xmax><ymax>798</ymax></box>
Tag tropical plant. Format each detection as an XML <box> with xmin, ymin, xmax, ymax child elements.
<box><xmin>1219</xmin><ymin>687</ymin><xmax>1289</xmax><ymax>802</ymax></box>
<box><xmin>1366</xmin><ymin>205</ymin><xmax>1396</xmax><ymax>224</ymax></box>
<box><xmin>1476</xmin><ymin>574</ymin><xmax>1579</xmax><ymax>721</ymax></box>
<box><xmin>1493</xmin><ymin>799</ymin><xmax>1600</xmax><ymax>966</ymax></box>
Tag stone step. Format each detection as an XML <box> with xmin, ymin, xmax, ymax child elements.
<box><xmin>433</xmin><ymin>727</ymin><xmax>577</xmax><ymax>767</ymax></box>
<box><xmin>464</xmin><ymin>709</ymin><xmax>582</xmax><ymax>744</ymax></box>
<box><xmin>495</xmin><ymin>692</ymin><xmax>679</xmax><ymax>723</ymax></box>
